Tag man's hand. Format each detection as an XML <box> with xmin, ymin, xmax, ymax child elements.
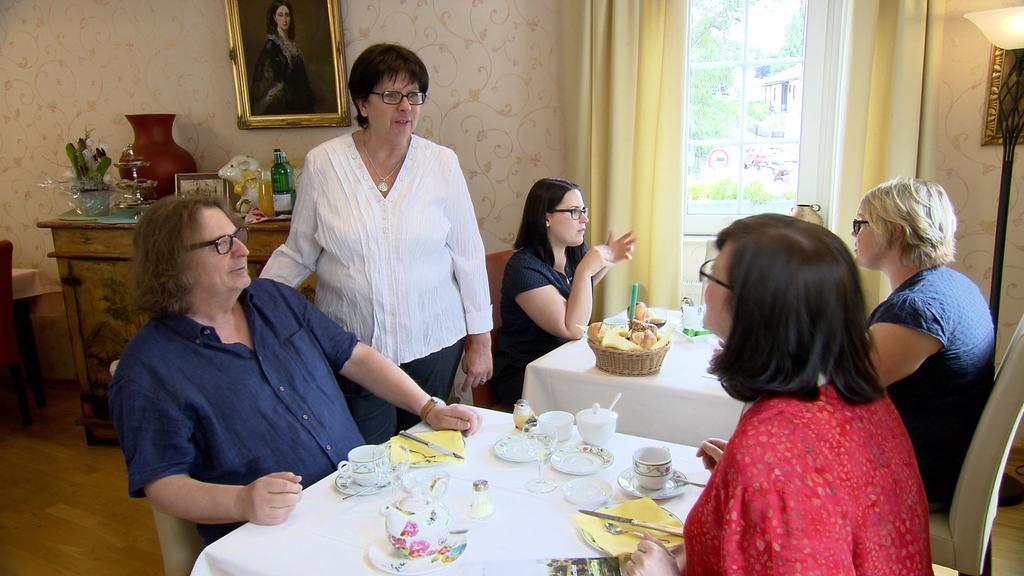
<box><xmin>426</xmin><ymin>403</ymin><xmax>482</xmax><ymax>436</ymax></box>
<box><xmin>461</xmin><ymin>332</ymin><xmax>493</xmax><ymax>391</ymax></box>
<box><xmin>236</xmin><ymin>471</ymin><xmax>304</xmax><ymax>525</ymax></box>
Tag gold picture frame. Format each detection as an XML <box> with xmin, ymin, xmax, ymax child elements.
<box><xmin>224</xmin><ymin>0</ymin><xmax>350</xmax><ymax>129</ymax></box>
<box><xmin>175</xmin><ymin>173</ymin><xmax>228</xmax><ymax>202</ymax></box>
<box><xmin>983</xmin><ymin>46</ymin><xmax>1023</xmax><ymax>146</ymax></box>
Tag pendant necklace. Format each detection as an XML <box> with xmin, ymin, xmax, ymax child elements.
<box><xmin>359</xmin><ymin>136</ymin><xmax>404</xmax><ymax>193</ymax></box>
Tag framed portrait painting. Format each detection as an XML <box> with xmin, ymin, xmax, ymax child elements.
<box><xmin>983</xmin><ymin>47</ymin><xmax>1024</xmax><ymax>146</ymax></box>
<box><xmin>224</xmin><ymin>0</ymin><xmax>350</xmax><ymax>129</ymax></box>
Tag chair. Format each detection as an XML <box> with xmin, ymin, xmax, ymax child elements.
<box><xmin>470</xmin><ymin>250</ymin><xmax>514</xmax><ymax>411</ymax></box>
<box><xmin>109</xmin><ymin>360</ymin><xmax>204</xmax><ymax>576</ymax></box>
<box><xmin>929</xmin><ymin>313</ymin><xmax>1024</xmax><ymax>576</ymax></box>
<box><xmin>151</xmin><ymin>507</ymin><xmax>205</xmax><ymax>576</ymax></box>
<box><xmin>0</xmin><ymin>240</ymin><xmax>32</xmax><ymax>425</ymax></box>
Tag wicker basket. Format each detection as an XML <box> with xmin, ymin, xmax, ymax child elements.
<box><xmin>588</xmin><ymin>338</ymin><xmax>670</xmax><ymax>376</ymax></box>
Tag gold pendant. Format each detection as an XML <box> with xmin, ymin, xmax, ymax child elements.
<box><xmin>377</xmin><ymin>180</ymin><xmax>389</xmax><ymax>193</ymax></box>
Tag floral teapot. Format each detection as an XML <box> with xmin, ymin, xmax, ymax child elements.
<box><xmin>383</xmin><ymin>494</ymin><xmax>451</xmax><ymax>559</ymax></box>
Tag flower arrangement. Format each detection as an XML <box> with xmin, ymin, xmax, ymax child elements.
<box><xmin>64</xmin><ymin>129</ymin><xmax>112</xmax><ymax>191</ymax></box>
<box><xmin>38</xmin><ymin>129</ymin><xmax>116</xmax><ymax>216</ymax></box>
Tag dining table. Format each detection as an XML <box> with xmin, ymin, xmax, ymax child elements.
<box><xmin>189</xmin><ymin>407</ymin><xmax>711</xmax><ymax>575</ymax></box>
<box><xmin>10</xmin><ymin>268</ymin><xmax>61</xmax><ymax>406</ymax></box>
<box><xmin>522</xmin><ymin>310</ymin><xmax>745</xmax><ymax>447</ymax></box>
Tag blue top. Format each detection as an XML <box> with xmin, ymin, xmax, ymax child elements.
<box><xmin>109</xmin><ymin>279</ymin><xmax>364</xmax><ymax>544</ymax></box>
<box><xmin>491</xmin><ymin>248</ymin><xmax>582</xmax><ymax>404</ymax></box>
<box><xmin>868</xmin><ymin>266</ymin><xmax>994</xmax><ymax>505</ymax></box>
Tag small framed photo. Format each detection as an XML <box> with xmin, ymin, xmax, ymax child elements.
<box><xmin>175</xmin><ymin>173</ymin><xmax>227</xmax><ymax>202</ymax></box>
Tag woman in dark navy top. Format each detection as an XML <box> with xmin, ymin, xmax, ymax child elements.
<box><xmin>854</xmin><ymin>178</ymin><xmax>995</xmax><ymax>507</ymax></box>
<box><xmin>491</xmin><ymin>178</ymin><xmax>634</xmax><ymax>405</ymax></box>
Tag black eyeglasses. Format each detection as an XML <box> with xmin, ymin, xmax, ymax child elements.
<box><xmin>369</xmin><ymin>91</ymin><xmax>427</xmax><ymax>105</ymax></box>
<box><xmin>189</xmin><ymin>227</ymin><xmax>248</xmax><ymax>255</ymax></box>
<box><xmin>699</xmin><ymin>258</ymin><xmax>730</xmax><ymax>289</ymax></box>
<box><xmin>852</xmin><ymin>219</ymin><xmax>870</xmax><ymax>235</ymax></box>
<box><xmin>549</xmin><ymin>207</ymin><xmax>588</xmax><ymax>221</ymax></box>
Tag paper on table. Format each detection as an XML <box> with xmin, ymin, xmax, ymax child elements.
<box><xmin>572</xmin><ymin>497</ymin><xmax>684</xmax><ymax>557</ymax></box>
<box><xmin>391</xmin><ymin>430</ymin><xmax>466</xmax><ymax>464</ymax></box>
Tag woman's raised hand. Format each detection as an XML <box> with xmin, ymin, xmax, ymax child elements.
<box><xmin>696</xmin><ymin>438</ymin><xmax>728</xmax><ymax>471</ymax></box>
<box><xmin>594</xmin><ymin>228</ymin><xmax>635</xmax><ymax>265</ymax></box>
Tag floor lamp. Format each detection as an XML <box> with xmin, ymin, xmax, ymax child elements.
<box><xmin>966</xmin><ymin>6</ymin><xmax>1024</xmax><ymax>508</ymax></box>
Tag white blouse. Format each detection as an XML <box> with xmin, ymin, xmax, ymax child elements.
<box><xmin>261</xmin><ymin>133</ymin><xmax>492</xmax><ymax>364</ymax></box>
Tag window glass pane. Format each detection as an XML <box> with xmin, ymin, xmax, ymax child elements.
<box><xmin>741</xmin><ymin>143</ymin><xmax>797</xmax><ymax>212</ymax></box>
<box><xmin>746</xmin><ymin>63</ymin><xmax>802</xmax><ymax>139</ymax></box>
<box><xmin>689</xmin><ymin>66</ymin><xmax>742</xmax><ymax>140</ymax></box>
<box><xmin>687</xmin><ymin>144</ymin><xmax>741</xmax><ymax>215</ymax></box>
<box><xmin>747</xmin><ymin>0</ymin><xmax>805</xmax><ymax>60</ymax></box>
<box><xmin>689</xmin><ymin>0</ymin><xmax>744</xmax><ymax>63</ymax></box>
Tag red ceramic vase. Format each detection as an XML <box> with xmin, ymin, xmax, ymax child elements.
<box><xmin>120</xmin><ymin>114</ymin><xmax>197</xmax><ymax>199</ymax></box>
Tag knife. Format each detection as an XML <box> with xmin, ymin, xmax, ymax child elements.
<box><xmin>398</xmin><ymin>431</ymin><xmax>464</xmax><ymax>460</ymax></box>
<box><xmin>577</xmin><ymin>509</ymin><xmax>685</xmax><ymax>537</ymax></box>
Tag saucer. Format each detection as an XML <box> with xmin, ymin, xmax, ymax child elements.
<box><xmin>550</xmin><ymin>445</ymin><xmax>614</xmax><ymax>475</ymax></box>
<box><xmin>563</xmin><ymin>478</ymin><xmax>612</xmax><ymax>508</ymax></box>
<box><xmin>334</xmin><ymin>473</ymin><xmax>388</xmax><ymax>497</ymax></box>
<box><xmin>494</xmin><ymin>433</ymin><xmax>537</xmax><ymax>463</ymax></box>
<box><xmin>367</xmin><ymin>532</ymin><xmax>467</xmax><ymax>574</ymax></box>
<box><xmin>617</xmin><ymin>468</ymin><xmax>692</xmax><ymax>500</ymax></box>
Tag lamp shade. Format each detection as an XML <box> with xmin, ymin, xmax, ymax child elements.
<box><xmin>965</xmin><ymin>7</ymin><xmax>1024</xmax><ymax>50</ymax></box>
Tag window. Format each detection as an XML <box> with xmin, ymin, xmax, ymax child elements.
<box><xmin>683</xmin><ymin>0</ymin><xmax>843</xmax><ymax>235</ymax></box>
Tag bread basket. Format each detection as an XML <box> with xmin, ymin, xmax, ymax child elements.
<box><xmin>587</xmin><ymin>338</ymin><xmax>669</xmax><ymax>376</ymax></box>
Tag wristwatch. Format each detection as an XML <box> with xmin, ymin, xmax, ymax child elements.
<box><xmin>420</xmin><ymin>396</ymin><xmax>447</xmax><ymax>421</ymax></box>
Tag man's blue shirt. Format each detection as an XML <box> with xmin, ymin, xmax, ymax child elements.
<box><xmin>109</xmin><ymin>278</ymin><xmax>365</xmax><ymax>543</ymax></box>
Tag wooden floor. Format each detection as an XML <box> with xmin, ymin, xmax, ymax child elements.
<box><xmin>0</xmin><ymin>383</ymin><xmax>1022</xmax><ymax>576</ymax></box>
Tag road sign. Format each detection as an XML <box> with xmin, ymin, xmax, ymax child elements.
<box><xmin>707</xmin><ymin>148</ymin><xmax>729</xmax><ymax>169</ymax></box>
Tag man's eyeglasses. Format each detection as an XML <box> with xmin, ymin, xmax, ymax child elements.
<box><xmin>369</xmin><ymin>91</ymin><xmax>427</xmax><ymax>105</ymax></box>
<box><xmin>549</xmin><ymin>207</ymin><xmax>588</xmax><ymax>221</ymax></box>
<box><xmin>852</xmin><ymin>219</ymin><xmax>870</xmax><ymax>235</ymax></box>
<box><xmin>189</xmin><ymin>227</ymin><xmax>248</xmax><ymax>255</ymax></box>
<box><xmin>699</xmin><ymin>258</ymin><xmax>730</xmax><ymax>290</ymax></box>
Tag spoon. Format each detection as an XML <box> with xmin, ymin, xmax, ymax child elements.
<box><xmin>603</xmin><ymin>521</ymin><xmax>670</xmax><ymax>543</ymax></box>
<box><xmin>607</xmin><ymin>392</ymin><xmax>623</xmax><ymax>412</ymax></box>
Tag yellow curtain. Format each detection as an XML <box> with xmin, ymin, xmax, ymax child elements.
<box><xmin>562</xmin><ymin>0</ymin><xmax>687</xmax><ymax>317</ymax></box>
<box><xmin>834</xmin><ymin>0</ymin><xmax>941</xmax><ymax>307</ymax></box>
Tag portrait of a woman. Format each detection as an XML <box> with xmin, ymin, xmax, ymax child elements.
<box><xmin>249</xmin><ymin>0</ymin><xmax>315</xmax><ymax>115</ymax></box>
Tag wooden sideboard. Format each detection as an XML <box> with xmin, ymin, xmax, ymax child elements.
<box><xmin>37</xmin><ymin>219</ymin><xmax>309</xmax><ymax>444</ymax></box>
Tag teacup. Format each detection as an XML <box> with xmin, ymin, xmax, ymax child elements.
<box><xmin>537</xmin><ymin>410</ymin><xmax>575</xmax><ymax>442</ymax></box>
<box><xmin>575</xmin><ymin>407</ymin><xmax>618</xmax><ymax>446</ymax></box>
<box><xmin>336</xmin><ymin>444</ymin><xmax>387</xmax><ymax>487</ymax></box>
<box><xmin>633</xmin><ymin>446</ymin><xmax>673</xmax><ymax>491</ymax></box>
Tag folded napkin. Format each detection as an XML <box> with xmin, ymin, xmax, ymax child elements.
<box><xmin>572</xmin><ymin>497</ymin><xmax>684</xmax><ymax>557</ymax></box>
<box><xmin>391</xmin><ymin>430</ymin><xmax>466</xmax><ymax>465</ymax></box>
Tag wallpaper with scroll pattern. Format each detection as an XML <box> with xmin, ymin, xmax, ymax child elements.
<box><xmin>0</xmin><ymin>0</ymin><xmax>562</xmax><ymax>270</ymax></box>
<box><xmin>0</xmin><ymin>0</ymin><xmax>562</xmax><ymax>379</ymax></box>
<box><xmin>926</xmin><ymin>0</ymin><xmax>1023</xmax><ymax>356</ymax></box>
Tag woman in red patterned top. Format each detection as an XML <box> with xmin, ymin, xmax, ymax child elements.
<box><xmin>624</xmin><ymin>214</ymin><xmax>931</xmax><ymax>576</ymax></box>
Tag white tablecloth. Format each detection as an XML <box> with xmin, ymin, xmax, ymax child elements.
<box><xmin>190</xmin><ymin>408</ymin><xmax>709</xmax><ymax>576</ymax></box>
<box><xmin>11</xmin><ymin>268</ymin><xmax>60</xmax><ymax>300</ymax></box>
<box><xmin>523</xmin><ymin>321</ymin><xmax>744</xmax><ymax>447</ymax></box>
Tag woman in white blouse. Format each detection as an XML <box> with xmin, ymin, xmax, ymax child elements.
<box><xmin>262</xmin><ymin>43</ymin><xmax>491</xmax><ymax>443</ymax></box>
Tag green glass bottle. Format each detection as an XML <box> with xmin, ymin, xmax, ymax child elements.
<box><xmin>270</xmin><ymin>148</ymin><xmax>295</xmax><ymax>216</ymax></box>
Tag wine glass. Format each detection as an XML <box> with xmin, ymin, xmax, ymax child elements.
<box><xmin>522</xmin><ymin>422</ymin><xmax>558</xmax><ymax>494</ymax></box>
<box><xmin>381</xmin><ymin>441</ymin><xmax>411</xmax><ymax>496</ymax></box>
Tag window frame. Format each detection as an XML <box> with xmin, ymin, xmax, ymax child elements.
<box><xmin>682</xmin><ymin>0</ymin><xmax>846</xmax><ymax>236</ymax></box>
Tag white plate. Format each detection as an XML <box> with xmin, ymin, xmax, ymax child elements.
<box><xmin>563</xmin><ymin>478</ymin><xmax>612</xmax><ymax>507</ymax></box>
<box><xmin>367</xmin><ymin>533</ymin><xmax>467</xmax><ymax>575</ymax></box>
<box><xmin>550</xmin><ymin>445</ymin><xmax>615</xmax><ymax>475</ymax></box>
<box><xmin>334</xmin><ymin>473</ymin><xmax>388</xmax><ymax>497</ymax></box>
<box><xmin>617</xmin><ymin>468</ymin><xmax>695</xmax><ymax>500</ymax></box>
<box><xmin>494</xmin><ymin>433</ymin><xmax>537</xmax><ymax>463</ymax></box>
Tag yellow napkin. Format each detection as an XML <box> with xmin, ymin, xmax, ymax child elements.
<box><xmin>572</xmin><ymin>497</ymin><xmax>684</xmax><ymax>557</ymax></box>
<box><xmin>391</xmin><ymin>430</ymin><xmax>466</xmax><ymax>465</ymax></box>
<box><xmin>601</xmin><ymin>328</ymin><xmax>643</xmax><ymax>351</ymax></box>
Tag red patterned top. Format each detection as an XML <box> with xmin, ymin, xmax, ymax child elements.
<box><xmin>683</xmin><ymin>384</ymin><xmax>932</xmax><ymax>576</ymax></box>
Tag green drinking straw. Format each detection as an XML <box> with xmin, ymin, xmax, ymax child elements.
<box><xmin>628</xmin><ymin>282</ymin><xmax>639</xmax><ymax>322</ymax></box>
